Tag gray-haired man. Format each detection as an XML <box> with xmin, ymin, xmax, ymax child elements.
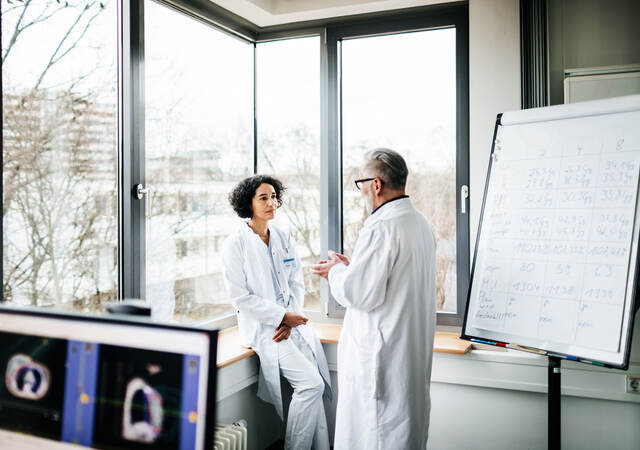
<box><xmin>312</xmin><ymin>148</ymin><xmax>437</xmax><ymax>449</ymax></box>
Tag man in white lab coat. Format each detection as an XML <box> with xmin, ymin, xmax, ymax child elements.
<box><xmin>312</xmin><ymin>148</ymin><xmax>437</xmax><ymax>450</ymax></box>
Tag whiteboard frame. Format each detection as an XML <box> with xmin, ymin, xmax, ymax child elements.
<box><xmin>461</xmin><ymin>103</ymin><xmax>640</xmax><ymax>370</ymax></box>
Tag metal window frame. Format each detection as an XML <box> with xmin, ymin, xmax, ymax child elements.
<box><xmin>2</xmin><ymin>0</ymin><xmax>469</xmax><ymax>328</ymax></box>
<box><xmin>253</xmin><ymin>4</ymin><xmax>469</xmax><ymax>324</ymax></box>
<box><xmin>319</xmin><ymin>6</ymin><xmax>470</xmax><ymax>324</ymax></box>
<box><xmin>520</xmin><ymin>0</ymin><xmax>549</xmax><ymax>109</ymax></box>
<box><xmin>118</xmin><ymin>0</ymin><xmax>146</xmax><ymax>300</ymax></box>
<box><xmin>121</xmin><ymin>0</ymin><xmax>255</xmax><ymax>306</ymax></box>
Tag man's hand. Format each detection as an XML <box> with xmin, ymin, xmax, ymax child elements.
<box><xmin>329</xmin><ymin>250</ymin><xmax>350</xmax><ymax>266</ymax></box>
<box><xmin>273</xmin><ymin>324</ymin><xmax>292</xmax><ymax>342</ymax></box>
<box><xmin>311</xmin><ymin>250</ymin><xmax>349</xmax><ymax>280</ymax></box>
<box><xmin>281</xmin><ymin>312</ymin><xmax>308</xmax><ymax>328</ymax></box>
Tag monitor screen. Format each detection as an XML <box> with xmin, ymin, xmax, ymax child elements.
<box><xmin>0</xmin><ymin>307</ymin><xmax>217</xmax><ymax>450</ymax></box>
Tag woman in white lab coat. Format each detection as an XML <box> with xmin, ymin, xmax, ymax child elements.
<box><xmin>221</xmin><ymin>175</ymin><xmax>332</xmax><ymax>450</ymax></box>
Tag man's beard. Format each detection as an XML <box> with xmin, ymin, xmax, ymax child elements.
<box><xmin>363</xmin><ymin>193</ymin><xmax>373</xmax><ymax>213</ymax></box>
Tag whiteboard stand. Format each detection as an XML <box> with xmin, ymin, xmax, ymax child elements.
<box><xmin>548</xmin><ymin>356</ymin><xmax>561</xmax><ymax>450</ymax></box>
<box><xmin>461</xmin><ymin>95</ymin><xmax>640</xmax><ymax>449</ymax></box>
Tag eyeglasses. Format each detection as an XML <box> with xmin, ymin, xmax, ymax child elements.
<box><xmin>354</xmin><ymin>177</ymin><xmax>382</xmax><ymax>191</ymax></box>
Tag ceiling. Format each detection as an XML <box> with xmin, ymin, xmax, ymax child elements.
<box><xmin>209</xmin><ymin>0</ymin><xmax>451</xmax><ymax>27</ymax></box>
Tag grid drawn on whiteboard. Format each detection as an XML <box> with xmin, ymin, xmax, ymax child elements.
<box><xmin>468</xmin><ymin>113</ymin><xmax>640</xmax><ymax>353</ymax></box>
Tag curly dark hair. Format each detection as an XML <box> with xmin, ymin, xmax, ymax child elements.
<box><xmin>228</xmin><ymin>175</ymin><xmax>286</xmax><ymax>219</ymax></box>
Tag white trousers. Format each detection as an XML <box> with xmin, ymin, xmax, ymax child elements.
<box><xmin>278</xmin><ymin>338</ymin><xmax>330</xmax><ymax>450</ymax></box>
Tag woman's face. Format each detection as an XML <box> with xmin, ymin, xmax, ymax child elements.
<box><xmin>251</xmin><ymin>183</ymin><xmax>278</xmax><ymax>221</ymax></box>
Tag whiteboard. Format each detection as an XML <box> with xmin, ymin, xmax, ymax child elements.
<box><xmin>462</xmin><ymin>94</ymin><xmax>640</xmax><ymax>368</ymax></box>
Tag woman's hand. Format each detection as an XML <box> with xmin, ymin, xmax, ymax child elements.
<box><xmin>281</xmin><ymin>312</ymin><xmax>308</xmax><ymax>328</ymax></box>
<box><xmin>273</xmin><ymin>325</ymin><xmax>292</xmax><ymax>342</ymax></box>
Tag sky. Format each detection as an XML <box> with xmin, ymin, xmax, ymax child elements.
<box><xmin>2</xmin><ymin>0</ymin><xmax>455</xmax><ymax>169</ymax></box>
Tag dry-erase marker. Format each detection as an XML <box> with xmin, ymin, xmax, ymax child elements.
<box><xmin>470</xmin><ymin>338</ymin><xmax>494</xmax><ymax>345</ymax></box>
<box><xmin>507</xmin><ymin>343</ymin><xmax>547</xmax><ymax>355</ymax></box>
<box><xmin>548</xmin><ymin>352</ymin><xmax>580</xmax><ymax>362</ymax></box>
<box><xmin>470</xmin><ymin>338</ymin><xmax>507</xmax><ymax>347</ymax></box>
<box><xmin>580</xmin><ymin>359</ymin><xmax>605</xmax><ymax>367</ymax></box>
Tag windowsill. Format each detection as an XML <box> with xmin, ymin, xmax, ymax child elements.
<box><xmin>215</xmin><ymin>324</ymin><xmax>640</xmax><ymax>404</ymax></box>
<box><xmin>216</xmin><ymin>323</ymin><xmax>470</xmax><ymax>368</ymax></box>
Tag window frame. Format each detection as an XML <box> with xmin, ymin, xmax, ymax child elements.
<box><xmin>2</xmin><ymin>0</ymin><xmax>468</xmax><ymax>328</ymax></box>
<box><xmin>127</xmin><ymin>0</ymin><xmax>256</xmax><ymax>327</ymax></box>
<box><xmin>320</xmin><ymin>8</ymin><xmax>470</xmax><ymax>325</ymax></box>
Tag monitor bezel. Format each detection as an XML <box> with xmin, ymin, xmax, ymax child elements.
<box><xmin>0</xmin><ymin>305</ymin><xmax>219</xmax><ymax>450</ymax></box>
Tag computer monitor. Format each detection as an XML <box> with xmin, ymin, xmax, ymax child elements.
<box><xmin>0</xmin><ymin>306</ymin><xmax>218</xmax><ymax>450</ymax></box>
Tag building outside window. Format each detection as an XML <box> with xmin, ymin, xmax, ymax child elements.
<box><xmin>1</xmin><ymin>1</ymin><xmax>467</xmax><ymax>326</ymax></box>
<box><xmin>144</xmin><ymin>0</ymin><xmax>253</xmax><ymax>322</ymax></box>
<box><xmin>2</xmin><ymin>0</ymin><xmax>118</xmax><ymax>310</ymax></box>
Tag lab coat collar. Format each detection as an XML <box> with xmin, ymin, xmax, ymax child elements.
<box><xmin>240</xmin><ymin>219</ymin><xmax>288</xmax><ymax>252</ymax></box>
<box><xmin>364</xmin><ymin>196</ymin><xmax>415</xmax><ymax>228</ymax></box>
<box><xmin>240</xmin><ymin>219</ymin><xmax>269</xmax><ymax>242</ymax></box>
<box><xmin>369</xmin><ymin>194</ymin><xmax>410</xmax><ymax>215</ymax></box>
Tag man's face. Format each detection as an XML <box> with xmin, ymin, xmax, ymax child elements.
<box><xmin>358</xmin><ymin>168</ymin><xmax>376</xmax><ymax>212</ymax></box>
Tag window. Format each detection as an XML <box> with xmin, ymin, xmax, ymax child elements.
<box><xmin>341</xmin><ymin>28</ymin><xmax>458</xmax><ymax>313</ymax></box>
<box><xmin>144</xmin><ymin>0</ymin><xmax>253</xmax><ymax>322</ymax></box>
<box><xmin>2</xmin><ymin>0</ymin><xmax>118</xmax><ymax>310</ymax></box>
<box><xmin>2</xmin><ymin>1</ymin><xmax>468</xmax><ymax>327</ymax></box>
<box><xmin>328</xmin><ymin>9</ymin><xmax>470</xmax><ymax>324</ymax></box>
<box><xmin>256</xmin><ymin>36</ymin><xmax>322</xmax><ymax>311</ymax></box>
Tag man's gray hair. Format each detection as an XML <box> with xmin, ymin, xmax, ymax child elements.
<box><xmin>363</xmin><ymin>148</ymin><xmax>408</xmax><ymax>191</ymax></box>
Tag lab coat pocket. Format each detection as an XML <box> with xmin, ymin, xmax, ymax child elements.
<box><xmin>345</xmin><ymin>328</ymin><xmax>382</xmax><ymax>400</ymax></box>
<box><xmin>373</xmin><ymin>329</ymin><xmax>384</xmax><ymax>400</ymax></box>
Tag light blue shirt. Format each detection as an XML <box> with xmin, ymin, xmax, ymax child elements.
<box><xmin>268</xmin><ymin>238</ymin><xmax>316</xmax><ymax>365</ymax></box>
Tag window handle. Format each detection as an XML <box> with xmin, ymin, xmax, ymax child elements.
<box><xmin>135</xmin><ymin>184</ymin><xmax>152</xmax><ymax>218</ymax></box>
<box><xmin>460</xmin><ymin>185</ymin><xmax>469</xmax><ymax>214</ymax></box>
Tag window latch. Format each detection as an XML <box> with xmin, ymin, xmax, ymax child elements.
<box><xmin>460</xmin><ymin>185</ymin><xmax>469</xmax><ymax>214</ymax></box>
<box><xmin>135</xmin><ymin>184</ymin><xmax>152</xmax><ymax>218</ymax></box>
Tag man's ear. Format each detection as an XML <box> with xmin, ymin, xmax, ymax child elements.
<box><xmin>375</xmin><ymin>178</ymin><xmax>383</xmax><ymax>195</ymax></box>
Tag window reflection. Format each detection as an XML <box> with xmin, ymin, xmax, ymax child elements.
<box><xmin>256</xmin><ymin>37</ymin><xmax>322</xmax><ymax>311</ymax></box>
<box><xmin>341</xmin><ymin>29</ymin><xmax>458</xmax><ymax>312</ymax></box>
<box><xmin>2</xmin><ymin>0</ymin><xmax>118</xmax><ymax>310</ymax></box>
<box><xmin>144</xmin><ymin>0</ymin><xmax>253</xmax><ymax>322</ymax></box>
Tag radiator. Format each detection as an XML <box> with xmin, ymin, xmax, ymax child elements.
<box><xmin>214</xmin><ymin>420</ymin><xmax>248</xmax><ymax>450</ymax></box>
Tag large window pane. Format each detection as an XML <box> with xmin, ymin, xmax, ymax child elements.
<box><xmin>341</xmin><ymin>28</ymin><xmax>458</xmax><ymax>312</ymax></box>
<box><xmin>256</xmin><ymin>37</ymin><xmax>322</xmax><ymax>311</ymax></box>
<box><xmin>2</xmin><ymin>0</ymin><xmax>118</xmax><ymax>309</ymax></box>
<box><xmin>145</xmin><ymin>0</ymin><xmax>254</xmax><ymax>322</ymax></box>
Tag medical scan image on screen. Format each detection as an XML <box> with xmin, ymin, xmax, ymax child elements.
<box><xmin>92</xmin><ymin>344</ymin><xmax>188</xmax><ymax>450</ymax></box>
<box><xmin>0</xmin><ymin>332</ymin><xmax>68</xmax><ymax>440</ymax></box>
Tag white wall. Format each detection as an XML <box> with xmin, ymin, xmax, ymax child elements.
<box><xmin>428</xmin><ymin>382</ymin><xmax>640</xmax><ymax>450</ymax></box>
<box><xmin>468</xmin><ymin>0</ymin><xmax>521</xmax><ymax>254</ymax></box>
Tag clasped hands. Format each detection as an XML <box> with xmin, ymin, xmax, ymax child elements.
<box><xmin>273</xmin><ymin>312</ymin><xmax>309</xmax><ymax>342</ymax></box>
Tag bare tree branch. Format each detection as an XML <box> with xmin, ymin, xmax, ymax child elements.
<box><xmin>33</xmin><ymin>1</ymin><xmax>103</xmax><ymax>91</ymax></box>
<box><xmin>1</xmin><ymin>0</ymin><xmax>34</xmax><ymax>64</ymax></box>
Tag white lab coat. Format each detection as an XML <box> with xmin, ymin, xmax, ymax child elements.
<box><xmin>328</xmin><ymin>197</ymin><xmax>437</xmax><ymax>450</ymax></box>
<box><xmin>221</xmin><ymin>221</ymin><xmax>332</xmax><ymax>419</ymax></box>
